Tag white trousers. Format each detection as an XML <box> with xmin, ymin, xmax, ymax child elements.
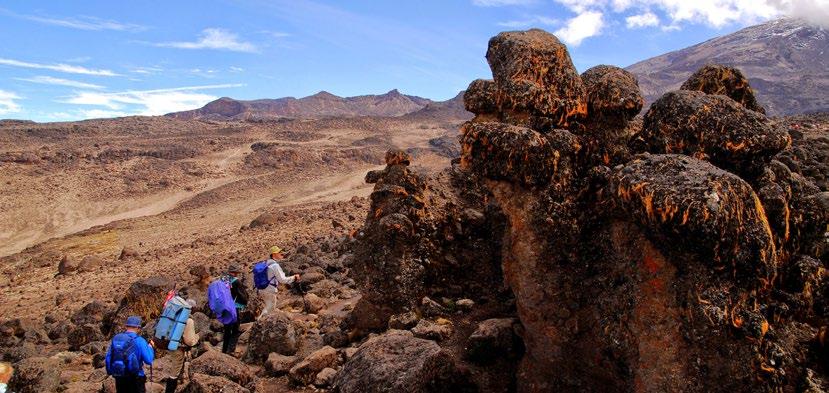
<box><xmin>259</xmin><ymin>290</ymin><xmax>278</xmax><ymax>318</ymax></box>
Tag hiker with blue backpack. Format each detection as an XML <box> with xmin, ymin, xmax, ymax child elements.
<box><xmin>253</xmin><ymin>245</ymin><xmax>300</xmax><ymax>318</ymax></box>
<box><xmin>153</xmin><ymin>289</ymin><xmax>199</xmax><ymax>393</ymax></box>
<box><xmin>208</xmin><ymin>264</ymin><xmax>248</xmax><ymax>355</ymax></box>
<box><xmin>105</xmin><ymin>316</ymin><xmax>155</xmax><ymax>393</ymax></box>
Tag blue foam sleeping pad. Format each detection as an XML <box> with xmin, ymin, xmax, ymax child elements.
<box><xmin>154</xmin><ymin>296</ymin><xmax>192</xmax><ymax>351</ymax></box>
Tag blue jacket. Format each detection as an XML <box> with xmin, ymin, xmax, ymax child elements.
<box><xmin>105</xmin><ymin>331</ymin><xmax>154</xmax><ymax>377</ymax></box>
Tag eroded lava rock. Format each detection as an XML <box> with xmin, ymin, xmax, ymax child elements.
<box><xmin>680</xmin><ymin>64</ymin><xmax>766</xmax><ymax>114</ymax></box>
<box><xmin>456</xmin><ymin>27</ymin><xmax>826</xmax><ymax>393</ymax></box>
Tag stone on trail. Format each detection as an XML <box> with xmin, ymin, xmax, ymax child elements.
<box><xmin>189</xmin><ymin>349</ymin><xmax>254</xmax><ymax>387</ymax></box>
<box><xmin>6</xmin><ymin>357</ymin><xmax>60</xmax><ymax>393</ymax></box>
<box><xmin>244</xmin><ymin>311</ymin><xmax>298</xmax><ymax>362</ymax></box>
<box><xmin>265</xmin><ymin>353</ymin><xmax>297</xmax><ymax>376</ymax></box>
<box><xmin>182</xmin><ymin>373</ymin><xmax>250</xmax><ymax>393</ymax></box>
<box><xmin>289</xmin><ymin>345</ymin><xmax>339</xmax><ymax>385</ymax></box>
<box><xmin>466</xmin><ymin>318</ymin><xmax>522</xmax><ymax>364</ymax></box>
<box><xmin>333</xmin><ymin>330</ymin><xmax>475</xmax><ymax>393</ymax></box>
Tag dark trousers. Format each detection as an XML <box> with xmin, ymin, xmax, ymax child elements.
<box><xmin>164</xmin><ymin>379</ymin><xmax>178</xmax><ymax>393</ymax></box>
<box><xmin>114</xmin><ymin>376</ymin><xmax>146</xmax><ymax>393</ymax></box>
<box><xmin>222</xmin><ymin>321</ymin><xmax>240</xmax><ymax>354</ymax></box>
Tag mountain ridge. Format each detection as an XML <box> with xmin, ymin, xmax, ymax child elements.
<box><xmin>626</xmin><ymin>18</ymin><xmax>828</xmax><ymax>115</ymax></box>
<box><xmin>166</xmin><ymin>89</ymin><xmax>446</xmax><ymax>120</ymax></box>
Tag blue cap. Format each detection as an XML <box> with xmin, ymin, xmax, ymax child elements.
<box><xmin>125</xmin><ymin>316</ymin><xmax>142</xmax><ymax>328</ymax></box>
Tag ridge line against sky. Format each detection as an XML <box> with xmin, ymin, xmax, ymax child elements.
<box><xmin>0</xmin><ymin>0</ymin><xmax>826</xmax><ymax>122</ymax></box>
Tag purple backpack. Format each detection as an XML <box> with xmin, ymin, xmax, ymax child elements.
<box><xmin>207</xmin><ymin>279</ymin><xmax>237</xmax><ymax>324</ymax></box>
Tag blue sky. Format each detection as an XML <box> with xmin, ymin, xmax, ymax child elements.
<box><xmin>0</xmin><ymin>0</ymin><xmax>824</xmax><ymax>122</ymax></box>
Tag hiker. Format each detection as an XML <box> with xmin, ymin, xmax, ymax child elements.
<box><xmin>105</xmin><ymin>316</ymin><xmax>155</xmax><ymax>393</ymax></box>
<box><xmin>157</xmin><ymin>295</ymin><xmax>199</xmax><ymax>393</ymax></box>
<box><xmin>222</xmin><ymin>264</ymin><xmax>248</xmax><ymax>355</ymax></box>
<box><xmin>255</xmin><ymin>245</ymin><xmax>300</xmax><ymax>318</ymax></box>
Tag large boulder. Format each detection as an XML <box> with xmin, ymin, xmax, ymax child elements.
<box><xmin>486</xmin><ymin>29</ymin><xmax>587</xmax><ymax>130</ymax></box>
<box><xmin>67</xmin><ymin>323</ymin><xmax>104</xmax><ymax>350</ymax></box>
<box><xmin>78</xmin><ymin>255</ymin><xmax>105</xmax><ymax>272</ymax></box>
<box><xmin>71</xmin><ymin>300</ymin><xmax>113</xmax><ymax>327</ymax></box>
<box><xmin>57</xmin><ymin>255</ymin><xmax>78</xmax><ymax>275</ymax></box>
<box><xmin>7</xmin><ymin>357</ymin><xmax>60</xmax><ymax>393</ymax></box>
<box><xmin>635</xmin><ymin>90</ymin><xmax>790</xmax><ymax>178</ymax></box>
<box><xmin>182</xmin><ymin>373</ymin><xmax>250</xmax><ymax>393</ymax></box>
<box><xmin>680</xmin><ymin>64</ymin><xmax>765</xmax><ymax>114</ymax></box>
<box><xmin>333</xmin><ymin>330</ymin><xmax>474</xmax><ymax>393</ymax></box>
<box><xmin>189</xmin><ymin>349</ymin><xmax>253</xmax><ymax>387</ymax></box>
<box><xmin>244</xmin><ymin>311</ymin><xmax>298</xmax><ymax>362</ymax></box>
<box><xmin>249</xmin><ymin>212</ymin><xmax>279</xmax><ymax>228</ymax></box>
<box><xmin>110</xmin><ymin>276</ymin><xmax>174</xmax><ymax>333</ymax></box>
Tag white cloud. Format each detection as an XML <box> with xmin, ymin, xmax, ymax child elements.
<box><xmin>229</xmin><ymin>66</ymin><xmax>245</xmax><ymax>73</ymax></box>
<box><xmin>626</xmin><ymin>11</ymin><xmax>660</xmax><ymax>28</ymax></box>
<box><xmin>61</xmin><ymin>83</ymin><xmax>245</xmax><ymax>117</ymax></box>
<box><xmin>154</xmin><ymin>28</ymin><xmax>258</xmax><ymax>53</ymax></box>
<box><xmin>472</xmin><ymin>0</ymin><xmax>536</xmax><ymax>5</ymax></box>
<box><xmin>16</xmin><ymin>76</ymin><xmax>104</xmax><ymax>89</ymax></box>
<box><xmin>498</xmin><ymin>16</ymin><xmax>559</xmax><ymax>27</ymax></box>
<box><xmin>766</xmin><ymin>0</ymin><xmax>829</xmax><ymax>27</ymax></box>
<box><xmin>0</xmin><ymin>90</ymin><xmax>22</xmax><ymax>115</ymax></box>
<box><xmin>555</xmin><ymin>11</ymin><xmax>604</xmax><ymax>46</ymax></box>
<box><xmin>0</xmin><ymin>57</ymin><xmax>118</xmax><ymax>76</ymax></box>
<box><xmin>551</xmin><ymin>0</ymin><xmax>825</xmax><ymax>29</ymax></box>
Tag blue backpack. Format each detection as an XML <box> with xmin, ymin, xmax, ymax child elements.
<box><xmin>154</xmin><ymin>296</ymin><xmax>192</xmax><ymax>351</ymax></box>
<box><xmin>252</xmin><ymin>261</ymin><xmax>275</xmax><ymax>290</ymax></box>
<box><xmin>106</xmin><ymin>333</ymin><xmax>141</xmax><ymax>377</ymax></box>
<box><xmin>208</xmin><ymin>278</ymin><xmax>237</xmax><ymax>325</ymax></box>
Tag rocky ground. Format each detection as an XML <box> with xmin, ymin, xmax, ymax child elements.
<box><xmin>1</xmin><ymin>28</ymin><xmax>829</xmax><ymax>393</ymax></box>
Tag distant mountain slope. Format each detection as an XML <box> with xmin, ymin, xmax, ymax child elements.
<box><xmin>626</xmin><ymin>18</ymin><xmax>829</xmax><ymax>116</ymax></box>
<box><xmin>167</xmin><ymin>89</ymin><xmax>437</xmax><ymax>120</ymax></box>
<box><xmin>403</xmin><ymin>91</ymin><xmax>471</xmax><ymax>122</ymax></box>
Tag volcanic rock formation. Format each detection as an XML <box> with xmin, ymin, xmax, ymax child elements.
<box><xmin>457</xmin><ymin>28</ymin><xmax>828</xmax><ymax>392</ymax></box>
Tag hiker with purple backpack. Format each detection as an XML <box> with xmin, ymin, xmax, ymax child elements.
<box><xmin>207</xmin><ymin>264</ymin><xmax>248</xmax><ymax>356</ymax></box>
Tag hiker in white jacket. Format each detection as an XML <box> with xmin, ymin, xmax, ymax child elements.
<box><xmin>258</xmin><ymin>245</ymin><xmax>300</xmax><ymax>318</ymax></box>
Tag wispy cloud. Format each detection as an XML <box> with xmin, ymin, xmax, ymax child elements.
<box><xmin>0</xmin><ymin>8</ymin><xmax>146</xmax><ymax>32</ymax></box>
<box><xmin>497</xmin><ymin>15</ymin><xmax>559</xmax><ymax>28</ymax></box>
<box><xmin>61</xmin><ymin>83</ymin><xmax>245</xmax><ymax>116</ymax></box>
<box><xmin>472</xmin><ymin>0</ymin><xmax>536</xmax><ymax>6</ymax></box>
<box><xmin>16</xmin><ymin>75</ymin><xmax>104</xmax><ymax>89</ymax></box>
<box><xmin>153</xmin><ymin>28</ymin><xmax>258</xmax><ymax>53</ymax></box>
<box><xmin>555</xmin><ymin>10</ymin><xmax>604</xmax><ymax>46</ymax></box>
<box><xmin>0</xmin><ymin>57</ymin><xmax>119</xmax><ymax>76</ymax></box>
<box><xmin>0</xmin><ymin>90</ymin><xmax>22</xmax><ymax>115</ymax></box>
<box><xmin>130</xmin><ymin>66</ymin><xmax>164</xmax><ymax>75</ymax></box>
